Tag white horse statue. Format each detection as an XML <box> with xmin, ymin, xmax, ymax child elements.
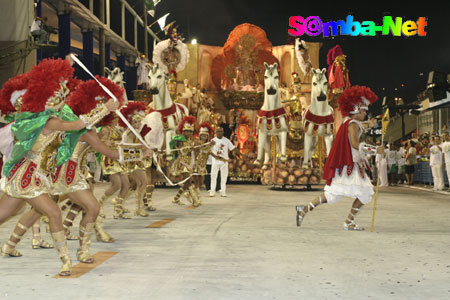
<box><xmin>302</xmin><ymin>68</ymin><xmax>334</xmax><ymax>167</ymax></box>
<box><xmin>254</xmin><ymin>62</ymin><xmax>288</xmax><ymax>168</ymax></box>
<box><xmin>147</xmin><ymin>63</ymin><xmax>189</xmax><ymax>159</ymax></box>
<box><xmin>105</xmin><ymin>67</ymin><xmax>128</xmax><ymax>103</ymax></box>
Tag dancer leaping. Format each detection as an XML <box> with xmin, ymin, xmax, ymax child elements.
<box><xmin>296</xmin><ymin>86</ymin><xmax>378</xmax><ymax>231</ymax></box>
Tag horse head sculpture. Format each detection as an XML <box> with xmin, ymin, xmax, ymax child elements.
<box><xmin>311</xmin><ymin>68</ymin><xmax>329</xmax><ymax>104</ymax></box>
<box><xmin>264</xmin><ymin>62</ymin><xmax>279</xmax><ymax>96</ymax></box>
<box><xmin>148</xmin><ymin>63</ymin><xmax>165</xmax><ymax>95</ymax></box>
<box><xmin>105</xmin><ymin>67</ymin><xmax>125</xmax><ymax>87</ymax></box>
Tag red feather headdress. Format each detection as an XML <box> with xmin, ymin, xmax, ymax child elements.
<box><xmin>118</xmin><ymin>101</ymin><xmax>147</xmax><ymax>128</ymax></box>
<box><xmin>337</xmin><ymin>86</ymin><xmax>378</xmax><ymax>117</ymax></box>
<box><xmin>177</xmin><ymin>116</ymin><xmax>196</xmax><ymax>134</ymax></box>
<box><xmin>198</xmin><ymin>122</ymin><xmax>213</xmax><ymax>140</ymax></box>
<box><xmin>327</xmin><ymin>45</ymin><xmax>344</xmax><ymax>66</ymax></box>
<box><xmin>21</xmin><ymin>58</ymin><xmax>74</xmax><ymax>113</ymax></box>
<box><xmin>67</xmin><ymin>77</ymin><xmax>82</xmax><ymax>95</ymax></box>
<box><xmin>67</xmin><ymin>76</ymin><xmax>125</xmax><ymax>126</ymax></box>
<box><xmin>0</xmin><ymin>73</ymin><xmax>29</xmax><ymax>116</ymax></box>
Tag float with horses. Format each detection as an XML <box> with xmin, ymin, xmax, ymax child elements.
<box><xmin>125</xmin><ymin>23</ymin><xmax>346</xmax><ymax>189</ymax></box>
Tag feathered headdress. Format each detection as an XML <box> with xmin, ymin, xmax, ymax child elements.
<box><xmin>21</xmin><ymin>58</ymin><xmax>74</xmax><ymax>113</ymax></box>
<box><xmin>177</xmin><ymin>116</ymin><xmax>196</xmax><ymax>134</ymax></box>
<box><xmin>198</xmin><ymin>122</ymin><xmax>213</xmax><ymax>139</ymax></box>
<box><xmin>118</xmin><ymin>101</ymin><xmax>147</xmax><ymax>128</ymax></box>
<box><xmin>67</xmin><ymin>76</ymin><xmax>125</xmax><ymax>126</ymax></box>
<box><xmin>327</xmin><ymin>45</ymin><xmax>346</xmax><ymax>77</ymax></box>
<box><xmin>326</xmin><ymin>45</ymin><xmax>344</xmax><ymax>66</ymax></box>
<box><xmin>338</xmin><ymin>86</ymin><xmax>378</xmax><ymax>117</ymax></box>
<box><xmin>0</xmin><ymin>73</ymin><xmax>29</xmax><ymax>116</ymax></box>
<box><xmin>67</xmin><ymin>77</ymin><xmax>82</xmax><ymax>94</ymax></box>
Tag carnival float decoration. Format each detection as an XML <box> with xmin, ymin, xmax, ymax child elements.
<box><xmin>147</xmin><ymin>63</ymin><xmax>189</xmax><ymax>160</ymax></box>
<box><xmin>301</xmin><ymin>68</ymin><xmax>334</xmax><ymax>168</ymax></box>
<box><xmin>253</xmin><ymin>62</ymin><xmax>288</xmax><ymax>167</ymax></box>
<box><xmin>132</xmin><ymin>22</ymin><xmax>330</xmax><ymax>188</ymax></box>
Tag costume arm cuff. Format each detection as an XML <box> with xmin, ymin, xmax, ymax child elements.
<box><xmin>79</xmin><ymin>104</ymin><xmax>110</xmax><ymax>130</ymax></box>
<box><xmin>118</xmin><ymin>143</ymin><xmax>143</xmax><ymax>163</ymax></box>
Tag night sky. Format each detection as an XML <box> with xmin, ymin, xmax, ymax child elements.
<box><xmin>125</xmin><ymin>1</ymin><xmax>449</xmax><ymax>115</ymax></box>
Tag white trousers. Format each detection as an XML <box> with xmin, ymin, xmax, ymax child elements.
<box><xmin>377</xmin><ymin>162</ymin><xmax>388</xmax><ymax>187</ymax></box>
<box><xmin>210</xmin><ymin>163</ymin><xmax>228</xmax><ymax>193</ymax></box>
<box><xmin>431</xmin><ymin>164</ymin><xmax>444</xmax><ymax>190</ymax></box>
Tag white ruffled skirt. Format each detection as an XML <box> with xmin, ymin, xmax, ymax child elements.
<box><xmin>324</xmin><ymin>164</ymin><xmax>374</xmax><ymax>204</ymax></box>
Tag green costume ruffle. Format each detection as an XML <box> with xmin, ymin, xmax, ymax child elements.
<box><xmin>3</xmin><ymin>105</ymin><xmax>86</xmax><ymax>177</ymax></box>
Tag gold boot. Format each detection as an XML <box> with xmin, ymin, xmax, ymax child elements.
<box><xmin>52</xmin><ymin>231</ymin><xmax>72</xmax><ymax>276</ymax></box>
<box><xmin>183</xmin><ymin>189</ymin><xmax>193</xmax><ymax>204</ymax></box>
<box><xmin>172</xmin><ymin>188</ymin><xmax>186</xmax><ymax>206</ymax></box>
<box><xmin>77</xmin><ymin>223</ymin><xmax>95</xmax><ymax>264</ymax></box>
<box><xmin>144</xmin><ymin>185</ymin><xmax>156</xmax><ymax>211</ymax></box>
<box><xmin>0</xmin><ymin>222</ymin><xmax>29</xmax><ymax>257</ymax></box>
<box><xmin>41</xmin><ymin>216</ymin><xmax>50</xmax><ymax>233</ymax></box>
<box><xmin>134</xmin><ymin>190</ymin><xmax>149</xmax><ymax>217</ymax></box>
<box><xmin>113</xmin><ymin>197</ymin><xmax>132</xmax><ymax>219</ymax></box>
<box><xmin>189</xmin><ymin>186</ymin><xmax>201</xmax><ymax>207</ymax></box>
<box><xmin>63</xmin><ymin>225</ymin><xmax>80</xmax><ymax>240</ymax></box>
<box><xmin>62</xmin><ymin>207</ymin><xmax>81</xmax><ymax>240</ymax></box>
<box><xmin>122</xmin><ymin>193</ymin><xmax>131</xmax><ymax>213</ymax></box>
<box><xmin>98</xmin><ymin>194</ymin><xmax>112</xmax><ymax>219</ymax></box>
<box><xmin>31</xmin><ymin>220</ymin><xmax>53</xmax><ymax>249</ymax></box>
<box><xmin>94</xmin><ymin>218</ymin><xmax>115</xmax><ymax>243</ymax></box>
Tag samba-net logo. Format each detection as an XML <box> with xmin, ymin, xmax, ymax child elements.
<box><xmin>288</xmin><ymin>16</ymin><xmax>427</xmax><ymax>37</ymax></box>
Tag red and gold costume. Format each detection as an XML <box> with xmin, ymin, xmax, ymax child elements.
<box><xmin>170</xmin><ymin>116</ymin><xmax>201</xmax><ymax>206</ymax></box>
<box><xmin>327</xmin><ymin>45</ymin><xmax>350</xmax><ymax>108</ymax></box>
<box><xmin>0</xmin><ymin>58</ymin><xmax>114</xmax><ymax>276</ymax></box>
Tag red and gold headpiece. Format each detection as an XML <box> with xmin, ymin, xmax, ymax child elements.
<box><xmin>21</xmin><ymin>58</ymin><xmax>74</xmax><ymax>113</ymax></box>
<box><xmin>67</xmin><ymin>76</ymin><xmax>125</xmax><ymax>126</ymax></box>
<box><xmin>118</xmin><ymin>101</ymin><xmax>147</xmax><ymax>128</ymax></box>
<box><xmin>198</xmin><ymin>122</ymin><xmax>213</xmax><ymax>140</ymax></box>
<box><xmin>337</xmin><ymin>85</ymin><xmax>378</xmax><ymax>117</ymax></box>
<box><xmin>177</xmin><ymin>116</ymin><xmax>196</xmax><ymax>134</ymax></box>
<box><xmin>0</xmin><ymin>73</ymin><xmax>29</xmax><ymax>115</ymax></box>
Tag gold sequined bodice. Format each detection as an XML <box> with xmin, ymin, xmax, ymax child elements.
<box><xmin>196</xmin><ymin>141</ymin><xmax>213</xmax><ymax>166</ymax></box>
<box><xmin>180</xmin><ymin>139</ymin><xmax>195</xmax><ymax>158</ymax></box>
<box><xmin>108</xmin><ymin>126</ymin><xmax>123</xmax><ymax>142</ymax></box>
<box><xmin>72</xmin><ymin>141</ymin><xmax>91</xmax><ymax>163</ymax></box>
<box><xmin>30</xmin><ymin>131</ymin><xmax>62</xmax><ymax>173</ymax></box>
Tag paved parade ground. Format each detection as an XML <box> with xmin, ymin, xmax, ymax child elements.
<box><xmin>1</xmin><ymin>183</ymin><xmax>450</xmax><ymax>300</ymax></box>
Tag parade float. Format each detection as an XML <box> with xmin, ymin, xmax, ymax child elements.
<box><xmin>129</xmin><ymin>22</ymin><xmax>350</xmax><ymax>189</ymax></box>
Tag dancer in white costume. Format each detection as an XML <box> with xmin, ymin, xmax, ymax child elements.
<box><xmin>296</xmin><ymin>86</ymin><xmax>378</xmax><ymax>230</ymax></box>
<box><xmin>376</xmin><ymin>145</ymin><xmax>388</xmax><ymax>187</ymax></box>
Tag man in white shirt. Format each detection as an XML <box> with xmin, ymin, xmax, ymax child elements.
<box><xmin>30</xmin><ymin>17</ymin><xmax>49</xmax><ymax>44</ymax></box>
<box><xmin>209</xmin><ymin>127</ymin><xmax>241</xmax><ymax>197</ymax></box>
<box><xmin>396</xmin><ymin>143</ymin><xmax>406</xmax><ymax>184</ymax></box>
<box><xmin>386</xmin><ymin>144</ymin><xmax>397</xmax><ymax>185</ymax></box>
<box><xmin>441</xmin><ymin>133</ymin><xmax>450</xmax><ymax>189</ymax></box>
<box><xmin>429</xmin><ymin>136</ymin><xmax>444</xmax><ymax>191</ymax></box>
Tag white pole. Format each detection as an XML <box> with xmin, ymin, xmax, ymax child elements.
<box><xmin>121</xmin><ymin>2</ymin><xmax>125</xmax><ymax>39</ymax></box>
<box><xmin>106</xmin><ymin>0</ymin><xmax>110</xmax><ymax>28</ymax></box>
<box><xmin>134</xmin><ymin>17</ymin><xmax>138</xmax><ymax>48</ymax></box>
